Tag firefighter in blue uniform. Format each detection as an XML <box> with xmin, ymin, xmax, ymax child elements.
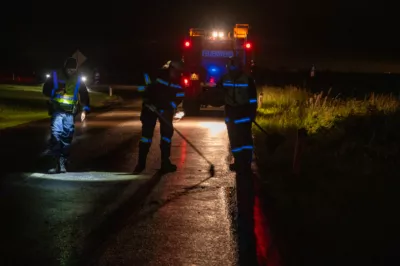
<box><xmin>218</xmin><ymin>56</ymin><xmax>259</xmax><ymax>264</ymax></box>
<box><xmin>218</xmin><ymin>56</ymin><xmax>258</xmax><ymax>173</ymax></box>
<box><xmin>42</xmin><ymin>57</ymin><xmax>90</xmax><ymax>174</ymax></box>
<box><xmin>133</xmin><ymin>60</ymin><xmax>185</xmax><ymax>174</ymax></box>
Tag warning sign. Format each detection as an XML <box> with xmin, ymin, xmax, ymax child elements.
<box><xmin>190</xmin><ymin>73</ymin><xmax>199</xmax><ymax>80</ymax></box>
<box><xmin>72</xmin><ymin>50</ymin><xmax>87</xmax><ymax>68</ymax></box>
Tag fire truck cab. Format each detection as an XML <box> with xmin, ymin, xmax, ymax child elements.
<box><xmin>181</xmin><ymin>24</ymin><xmax>253</xmax><ymax>116</ymax></box>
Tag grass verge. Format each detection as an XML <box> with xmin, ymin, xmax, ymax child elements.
<box><xmin>0</xmin><ymin>84</ymin><xmax>121</xmax><ymax>129</ymax></box>
<box><xmin>254</xmin><ymin>86</ymin><xmax>400</xmax><ymax>265</ymax></box>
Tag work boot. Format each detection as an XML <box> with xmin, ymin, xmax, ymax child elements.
<box><xmin>133</xmin><ymin>143</ymin><xmax>150</xmax><ymax>174</ymax></box>
<box><xmin>160</xmin><ymin>143</ymin><xmax>176</xmax><ymax>173</ymax></box>
<box><xmin>47</xmin><ymin>157</ymin><xmax>60</xmax><ymax>174</ymax></box>
<box><xmin>59</xmin><ymin>157</ymin><xmax>67</xmax><ymax>173</ymax></box>
<box><xmin>161</xmin><ymin>159</ymin><xmax>177</xmax><ymax>173</ymax></box>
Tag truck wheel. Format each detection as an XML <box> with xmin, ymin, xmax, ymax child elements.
<box><xmin>183</xmin><ymin>99</ymin><xmax>201</xmax><ymax>116</ymax></box>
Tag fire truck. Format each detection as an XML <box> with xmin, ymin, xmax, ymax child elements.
<box><xmin>180</xmin><ymin>24</ymin><xmax>253</xmax><ymax>116</ymax></box>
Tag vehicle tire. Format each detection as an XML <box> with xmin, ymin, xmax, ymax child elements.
<box><xmin>183</xmin><ymin>98</ymin><xmax>201</xmax><ymax>116</ymax></box>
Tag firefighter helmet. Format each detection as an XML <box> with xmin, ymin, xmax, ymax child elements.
<box><xmin>161</xmin><ymin>60</ymin><xmax>184</xmax><ymax>71</ymax></box>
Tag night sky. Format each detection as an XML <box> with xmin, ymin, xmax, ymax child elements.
<box><xmin>2</xmin><ymin>0</ymin><xmax>399</xmax><ymax>75</ymax></box>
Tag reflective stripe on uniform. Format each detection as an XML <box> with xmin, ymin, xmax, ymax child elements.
<box><xmin>156</xmin><ymin>78</ymin><xmax>182</xmax><ymax>89</ymax></box>
<box><xmin>73</xmin><ymin>77</ymin><xmax>81</xmax><ymax>101</ymax></box>
<box><xmin>51</xmin><ymin>71</ymin><xmax>58</xmax><ymax>97</ymax></box>
<box><xmin>249</xmin><ymin>98</ymin><xmax>257</xmax><ymax>103</ymax></box>
<box><xmin>232</xmin><ymin>145</ymin><xmax>253</xmax><ymax>153</ymax></box>
<box><xmin>171</xmin><ymin>83</ymin><xmax>182</xmax><ymax>89</ymax></box>
<box><xmin>176</xmin><ymin>92</ymin><xmax>185</xmax><ymax>97</ymax></box>
<box><xmin>52</xmin><ymin>94</ymin><xmax>76</xmax><ymax>105</ymax></box>
<box><xmin>170</xmin><ymin>101</ymin><xmax>177</xmax><ymax>108</ymax></box>
<box><xmin>221</xmin><ymin>73</ymin><xmax>253</xmax><ymax>106</ymax></box>
<box><xmin>51</xmin><ymin>72</ymin><xmax>82</xmax><ymax>110</ymax></box>
<box><xmin>54</xmin><ymin>94</ymin><xmax>75</xmax><ymax>101</ymax></box>
<box><xmin>225</xmin><ymin>117</ymin><xmax>252</xmax><ymax>124</ymax></box>
<box><xmin>161</xmin><ymin>136</ymin><xmax>171</xmax><ymax>143</ymax></box>
<box><xmin>138</xmin><ymin>86</ymin><xmax>145</xmax><ymax>92</ymax></box>
<box><xmin>222</xmin><ymin>82</ymin><xmax>248</xmax><ymax>87</ymax></box>
<box><xmin>144</xmin><ymin>73</ymin><xmax>151</xmax><ymax>85</ymax></box>
<box><xmin>140</xmin><ymin>137</ymin><xmax>152</xmax><ymax>143</ymax></box>
<box><xmin>234</xmin><ymin>117</ymin><xmax>251</xmax><ymax>124</ymax></box>
<box><xmin>156</xmin><ymin>78</ymin><xmax>168</xmax><ymax>86</ymax></box>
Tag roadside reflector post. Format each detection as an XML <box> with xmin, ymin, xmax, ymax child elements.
<box><xmin>258</xmin><ymin>92</ymin><xmax>263</xmax><ymax>107</ymax></box>
<box><xmin>109</xmin><ymin>86</ymin><xmax>112</xmax><ymax>96</ymax></box>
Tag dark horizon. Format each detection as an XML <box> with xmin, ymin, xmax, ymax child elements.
<box><xmin>3</xmin><ymin>0</ymin><xmax>399</xmax><ymax>74</ymax></box>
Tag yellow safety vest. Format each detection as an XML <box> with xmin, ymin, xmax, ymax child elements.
<box><xmin>50</xmin><ymin>70</ymin><xmax>82</xmax><ymax>112</ymax></box>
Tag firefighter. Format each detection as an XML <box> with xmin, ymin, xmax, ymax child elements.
<box><xmin>133</xmin><ymin>60</ymin><xmax>185</xmax><ymax>174</ymax></box>
<box><xmin>218</xmin><ymin>56</ymin><xmax>258</xmax><ymax>173</ymax></box>
<box><xmin>217</xmin><ymin>56</ymin><xmax>259</xmax><ymax>264</ymax></box>
<box><xmin>42</xmin><ymin>57</ymin><xmax>90</xmax><ymax>174</ymax></box>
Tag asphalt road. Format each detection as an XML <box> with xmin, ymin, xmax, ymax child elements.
<box><xmin>0</xmin><ymin>95</ymin><xmax>265</xmax><ymax>265</ymax></box>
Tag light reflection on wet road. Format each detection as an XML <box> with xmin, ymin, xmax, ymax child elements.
<box><xmin>0</xmin><ymin>101</ymin><xmax>273</xmax><ymax>266</ymax></box>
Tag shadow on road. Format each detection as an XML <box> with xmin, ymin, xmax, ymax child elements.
<box><xmin>75</xmin><ymin>170</ymin><xmax>166</xmax><ymax>266</ymax></box>
<box><xmin>70</xmin><ymin>132</ymin><xmax>141</xmax><ymax>173</ymax></box>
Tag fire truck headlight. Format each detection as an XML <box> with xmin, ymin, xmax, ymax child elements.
<box><xmin>218</xmin><ymin>32</ymin><xmax>224</xmax><ymax>37</ymax></box>
<box><xmin>81</xmin><ymin>76</ymin><xmax>87</xmax><ymax>82</ymax></box>
<box><xmin>212</xmin><ymin>31</ymin><xmax>218</xmax><ymax>37</ymax></box>
<box><xmin>46</xmin><ymin>74</ymin><xmax>50</xmax><ymax>78</ymax></box>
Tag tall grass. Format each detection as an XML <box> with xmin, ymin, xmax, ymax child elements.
<box><xmin>256</xmin><ymin>86</ymin><xmax>399</xmax><ymax>134</ymax></box>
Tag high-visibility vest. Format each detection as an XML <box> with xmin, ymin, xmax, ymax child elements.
<box><xmin>50</xmin><ymin>70</ymin><xmax>82</xmax><ymax>112</ymax></box>
<box><xmin>221</xmin><ymin>73</ymin><xmax>252</xmax><ymax>106</ymax></box>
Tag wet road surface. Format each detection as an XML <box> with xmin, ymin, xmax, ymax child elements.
<box><xmin>0</xmin><ymin>100</ymin><xmax>253</xmax><ymax>265</ymax></box>
<box><xmin>92</xmin><ymin>117</ymin><xmax>238</xmax><ymax>266</ymax></box>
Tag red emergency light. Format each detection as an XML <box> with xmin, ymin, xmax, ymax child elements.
<box><xmin>183</xmin><ymin>78</ymin><xmax>190</xmax><ymax>87</ymax></box>
<box><xmin>184</xmin><ymin>41</ymin><xmax>190</xmax><ymax>47</ymax></box>
<box><xmin>245</xmin><ymin>42</ymin><xmax>251</xmax><ymax>49</ymax></box>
